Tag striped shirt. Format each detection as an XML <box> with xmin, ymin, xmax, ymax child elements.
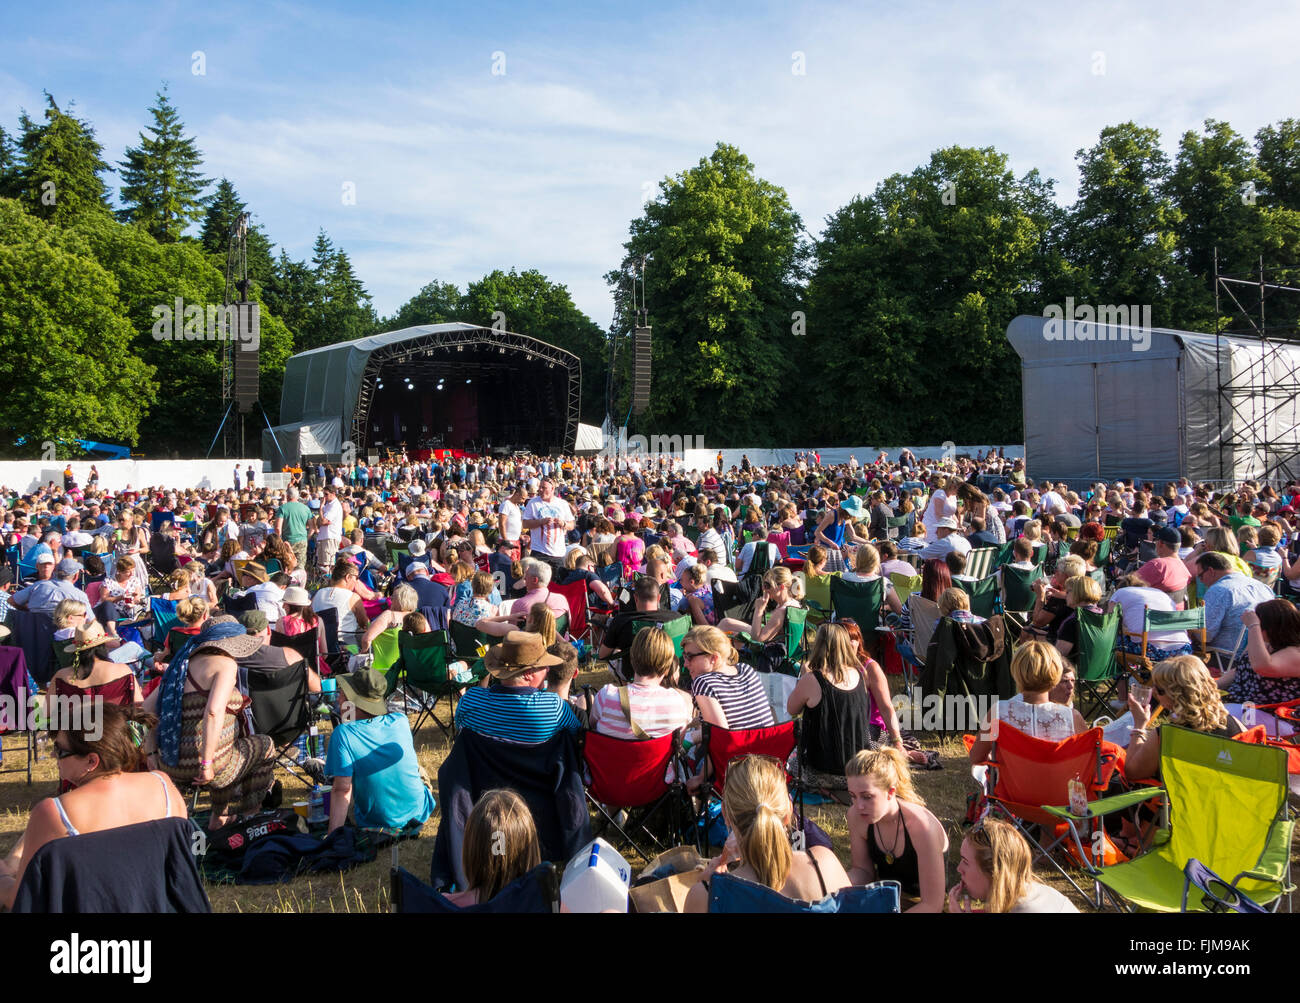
<box><xmin>592</xmin><ymin>682</ymin><xmax>693</xmax><ymax>740</ymax></box>
<box><xmin>692</xmin><ymin>664</ymin><xmax>774</xmax><ymax>730</ymax></box>
<box><xmin>454</xmin><ymin>685</ymin><xmax>581</xmax><ymax>745</ymax></box>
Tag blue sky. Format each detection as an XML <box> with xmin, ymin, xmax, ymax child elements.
<box><xmin>2</xmin><ymin>0</ymin><xmax>1297</xmax><ymax>329</ymax></box>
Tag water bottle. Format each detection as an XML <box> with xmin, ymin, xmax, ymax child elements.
<box><xmin>308</xmin><ymin>785</ymin><xmax>326</xmax><ymax>826</ymax></box>
<box><xmin>308</xmin><ymin>721</ymin><xmax>320</xmax><ymax>759</ymax></box>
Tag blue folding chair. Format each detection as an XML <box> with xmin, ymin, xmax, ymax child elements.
<box><xmin>708</xmin><ymin>873</ymin><xmax>901</xmax><ymax>913</ymax></box>
<box><xmin>391</xmin><ymin>863</ymin><xmax>560</xmax><ymax>913</ymax></box>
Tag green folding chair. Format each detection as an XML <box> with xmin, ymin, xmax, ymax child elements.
<box><xmin>1074</xmin><ymin>607</ymin><xmax>1121</xmax><ymax>721</ymax></box>
<box><xmin>994</xmin><ymin>540</ymin><xmax>1017</xmax><ymax>568</ymax></box>
<box><xmin>385</xmin><ymin>629</ymin><xmax>481</xmax><ymax>743</ymax></box>
<box><xmin>1095</xmin><ymin>538</ymin><xmax>1111</xmax><ymax>566</ymax></box>
<box><xmin>955</xmin><ymin>573</ymin><xmax>999</xmax><ymax>619</ymax></box>
<box><xmin>1000</xmin><ymin>564</ymin><xmax>1042</xmax><ymax>614</ymax></box>
<box><xmin>886</xmin><ymin>514</ymin><xmax>910</xmax><ymax>540</ymax></box>
<box><xmin>632</xmin><ymin>615</ymin><xmax>691</xmax><ymax>661</ymax></box>
<box><xmin>1120</xmin><ymin>607</ymin><xmax>1207</xmax><ymax>677</ymax></box>
<box><xmin>829</xmin><ymin>576</ymin><xmax>885</xmax><ymax>633</ymax></box>
<box><xmin>1091</xmin><ymin>726</ymin><xmax>1295</xmax><ymax>912</ymax></box>
<box><xmin>449</xmin><ymin>619</ymin><xmax>484</xmax><ymax>660</ymax></box>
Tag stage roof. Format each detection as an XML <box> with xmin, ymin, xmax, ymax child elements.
<box><xmin>277</xmin><ymin>323</ymin><xmax>581</xmax><ymax>455</ymax></box>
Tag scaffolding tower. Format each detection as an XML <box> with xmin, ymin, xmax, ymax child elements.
<box><xmin>1214</xmin><ymin>249</ymin><xmax>1300</xmax><ymax>483</ymax></box>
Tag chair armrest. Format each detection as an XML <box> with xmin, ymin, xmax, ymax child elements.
<box><xmin>1042</xmin><ymin>786</ymin><xmax>1164</xmax><ymax>821</ymax></box>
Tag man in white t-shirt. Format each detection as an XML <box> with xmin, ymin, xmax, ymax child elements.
<box><xmin>315</xmin><ymin>487</ymin><xmax>344</xmax><ymax>573</ymax></box>
<box><xmin>521</xmin><ymin>478</ymin><xmax>575</xmax><ymax>567</ymax></box>
<box><xmin>498</xmin><ymin>482</ymin><xmax>525</xmax><ymax>556</ymax></box>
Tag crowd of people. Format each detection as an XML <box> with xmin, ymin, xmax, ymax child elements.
<box><xmin>2</xmin><ymin>445</ymin><xmax>1299</xmax><ymax>912</ymax></box>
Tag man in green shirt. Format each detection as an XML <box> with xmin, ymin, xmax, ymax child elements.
<box><xmin>274</xmin><ymin>485</ymin><xmax>312</xmax><ymax>571</ymax></box>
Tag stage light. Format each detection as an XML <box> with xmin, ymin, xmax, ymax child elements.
<box><xmin>407</xmin><ymin>383</ymin><xmax>415</xmax><ymax>390</ymax></box>
<box><xmin>466</xmin><ymin>378</ymin><xmax>472</xmax><ymax>384</ymax></box>
<box><xmin>437</xmin><ymin>384</ymin><xmax>444</xmax><ymax>391</ymax></box>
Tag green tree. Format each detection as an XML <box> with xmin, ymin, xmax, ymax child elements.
<box><xmin>117</xmin><ymin>86</ymin><xmax>212</xmax><ymax>242</ymax></box>
<box><xmin>1065</xmin><ymin>123</ymin><xmax>1196</xmax><ymax>322</ymax></box>
<box><xmin>0</xmin><ymin>198</ymin><xmax>155</xmax><ymax>452</ymax></box>
<box><xmin>459</xmin><ymin>268</ymin><xmax>608</xmax><ymax>423</ymax></box>
<box><xmin>199</xmin><ymin>177</ymin><xmax>275</xmax><ymax>285</ymax></box>
<box><xmin>16</xmin><ymin>95</ymin><xmax>113</xmax><ymax>225</ymax></box>
<box><xmin>605</xmin><ymin>143</ymin><xmax>809</xmax><ymax>444</ymax></box>
<box><xmin>0</xmin><ymin>126</ymin><xmax>19</xmax><ymax>199</ymax></box>
<box><xmin>1256</xmin><ymin>119</ymin><xmax>1300</xmax><ymax>211</ymax></box>
<box><xmin>383</xmin><ymin>279</ymin><xmax>462</xmax><ymax>329</ymax></box>
<box><xmin>807</xmin><ymin>147</ymin><xmax>1063</xmax><ymax>444</ymax></box>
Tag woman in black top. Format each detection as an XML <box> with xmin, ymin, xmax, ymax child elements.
<box><xmin>787</xmin><ymin>624</ymin><xmax>871</xmax><ymax>777</ymax></box>
<box><xmin>845</xmin><ymin>747</ymin><xmax>948</xmax><ymax>912</ymax></box>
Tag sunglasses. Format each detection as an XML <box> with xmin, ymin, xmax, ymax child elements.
<box><xmin>55</xmin><ymin>744</ymin><xmax>80</xmax><ymax>760</ymax></box>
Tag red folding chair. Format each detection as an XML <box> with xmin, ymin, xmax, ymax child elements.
<box><xmin>698</xmin><ymin>720</ymin><xmax>798</xmax><ymax>851</ymax></box>
<box><xmin>583</xmin><ymin>728</ymin><xmax>692</xmax><ymax>862</ymax></box>
<box><xmin>966</xmin><ymin>724</ymin><xmax>1145</xmax><ymax>906</ymax></box>
<box><xmin>548</xmin><ymin>579</ymin><xmax>590</xmax><ymax>643</ymax></box>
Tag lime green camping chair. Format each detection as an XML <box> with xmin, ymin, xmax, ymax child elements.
<box><xmin>370</xmin><ymin>627</ymin><xmax>402</xmax><ymax>674</ymax></box>
<box><xmin>889</xmin><ymin>572</ymin><xmax>922</xmax><ymax>604</ymax></box>
<box><xmin>1089</xmin><ymin>726</ymin><xmax>1295</xmax><ymax>912</ymax></box>
<box><xmin>1074</xmin><ymin>607</ymin><xmax>1121</xmax><ymax>721</ymax></box>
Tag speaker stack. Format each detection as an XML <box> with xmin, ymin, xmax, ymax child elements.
<box><xmin>631</xmin><ymin>326</ymin><xmax>652</xmax><ymax>415</ymax></box>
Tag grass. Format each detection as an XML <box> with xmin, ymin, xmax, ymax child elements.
<box><xmin>2</xmin><ymin>664</ymin><xmax>1296</xmax><ymax>912</ymax></box>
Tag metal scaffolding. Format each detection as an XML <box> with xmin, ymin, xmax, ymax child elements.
<box><xmin>1214</xmin><ymin>250</ymin><xmax>1300</xmax><ymax>483</ymax></box>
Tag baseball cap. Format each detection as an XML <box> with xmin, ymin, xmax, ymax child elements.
<box><xmin>34</xmin><ymin>552</ymin><xmax>56</xmax><ymax>566</ymax></box>
<box><xmin>1154</xmin><ymin>526</ymin><xmax>1181</xmax><ymax>546</ymax></box>
<box><xmin>238</xmin><ymin>610</ymin><xmax>269</xmax><ymax>634</ymax></box>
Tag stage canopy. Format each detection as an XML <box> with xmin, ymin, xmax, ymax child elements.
<box><xmin>265</xmin><ymin>323</ymin><xmax>581</xmax><ymax>464</ymax></box>
<box><xmin>1006</xmin><ymin>313</ymin><xmax>1300</xmax><ymax>486</ymax></box>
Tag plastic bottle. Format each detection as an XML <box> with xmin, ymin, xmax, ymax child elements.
<box><xmin>308</xmin><ymin>785</ymin><xmax>326</xmax><ymax>826</ymax></box>
<box><xmin>1067</xmin><ymin>776</ymin><xmax>1088</xmax><ymax>817</ymax></box>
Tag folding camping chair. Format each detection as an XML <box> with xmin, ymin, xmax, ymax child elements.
<box><xmin>385</xmin><ymin>629</ymin><xmax>481</xmax><ymax>742</ymax></box>
<box><xmin>969</xmin><ymin>723</ymin><xmax>1145</xmax><ymax>907</ymax></box>
<box><xmin>895</xmin><ymin>593</ymin><xmax>940</xmax><ymax>697</ymax></box>
<box><xmin>1074</xmin><ymin>607</ymin><xmax>1122</xmax><ymax>722</ymax></box>
<box><xmin>889</xmin><ymin>572</ymin><xmax>923</xmax><ymax>603</ymax></box>
<box><xmin>1092</xmin><ymin>726</ymin><xmax>1295</xmax><ymax>912</ymax></box>
<box><xmin>1000</xmin><ymin>564</ymin><xmax>1042</xmax><ymax>627</ymax></box>
<box><xmin>148</xmin><ymin>597</ymin><xmax>180</xmax><ymax>649</ymax></box>
<box><xmin>707</xmin><ymin>873</ymin><xmax>901</xmax><ymax>913</ymax></box>
<box><xmin>369</xmin><ymin>627</ymin><xmax>403</xmax><ymax>674</ymax></box>
<box><xmin>828</xmin><ymin>576</ymin><xmax>884</xmax><ymax>633</ymax></box>
<box><xmin>885</xmin><ymin>514</ymin><xmax>910</xmax><ymax>541</ymax></box>
<box><xmin>246</xmin><ymin>656</ymin><xmax>316</xmax><ymax>787</ymax></box>
<box><xmin>737</xmin><ymin>606</ymin><xmax>810</xmax><ymax>723</ymax></box>
<box><xmin>697</xmin><ymin>720</ymin><xmax>798</xmax><ymax>853</ymax></box>
<box><xmin>953</xmin><ymin>573</ymin><xmax>999</xmax><ymax>620</ymax></box>
<box><xmin>1118</xmin><ymin>607</ymin><xmax>1208</xmax><ymax>678</ymax></box>
<box><xmin>448</xmin><ymin>619</ymin><xmax>486</xmax><ymax>661</ymax></box>
<box><xmin>270</xmin><ymin>627</ymin><xmax>320</xmax><ymax>668</ymax></box>
<box><xmin>0</xmin><ymin>646</ymin><xmax>37</xmax><ymax>784</ymax></box>
<box><xmin>583</xmin><ymin>725</ymin><xmax>693</xmax><ymax>862</ymax></box>
<box><xmin>391</xmin><ymin>861</ymin><xmax>560</xmax><ymax>913</ymax></box>
<box><xmin>548</xmin><ymin>580</ymin><xmax>589</xmax><ymax>643</ymax></box>
<box><xmin>964</xmin><ymin>547</ymin><xmax>999</xmax><ymax>581</ymax></box>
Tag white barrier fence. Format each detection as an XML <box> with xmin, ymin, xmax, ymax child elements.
<box><xmin>0</xmin><ymin>459</ymin><xmax>265</xmax><ymax>495</ymax></box>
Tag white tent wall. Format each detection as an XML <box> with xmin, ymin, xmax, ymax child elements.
<box><xmin>1007</xmin><ymin>314</ymin><xmax>1300</xmax><ymax>485</ymax></box>
<box><xmin>0</xmin><ymin>460</ymin><xmax>263</xmax><ymax>495</ymax></box>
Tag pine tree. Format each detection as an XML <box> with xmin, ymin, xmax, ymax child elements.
<box><xmin>311</xmin><ymin>230</ymin><xmax>336</xmax><ymax>281</ymax></box>
<box><xmin>199</xmin><ymin>177</ymin><xmax>275</xmax><ymax>284</ymax></box>
<box><xmin>117</xmin><ymin>85</ymin><xmax>212</xmax><ymax>241</ymax></box>
<box><xmin>16</xmin><ymin>94</ymin><xmax>113</xmax><ymax>224</ymax></box>
<box><xmin>0</xmin><ymin>126</ymin><xmax>19</xmax><ymax>199</ymax></box>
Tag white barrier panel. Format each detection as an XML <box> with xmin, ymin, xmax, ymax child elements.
<box><xmin>679</xmin><ymin>445</ymin><xmax>1024</xmax><ymax>472</ymax></box>
<box><xmin>0</xmin><ymin>459</ymin><xmax>265</xmax><ymax>495</ymax></box>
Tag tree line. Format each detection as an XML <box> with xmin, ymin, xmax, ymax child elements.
<box><xmin>1</xmin><ymin>84</ymin><xmax>1297</xmax><ymax>455</ymax></box>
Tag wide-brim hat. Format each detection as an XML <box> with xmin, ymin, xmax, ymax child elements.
<box><xmin>64</xmin><ymin>621</ymin><xmax>110</xmax><ymax>654</ymax></box>
<box><xmin>936</xmin><ymin>516</ymin><xmax>961</xmax><ymax>530</ymax></box>
<box><xmin>336</xmin><ymin>668</ymin><xmax>389</xmax><ymax>718</ymax></box>
<box><xmin>839</xmin><ymin>496</ymin><xmax>865</xmax><ymax>517</ymax></box>
<box><xmin>484</xmin><ymin>630</ymin><xmax>563</xmax><ymax>680</ymax></box>
<box><xmin>282</xmin><ymin>586</ymin><xmax>310</xmax><ymax>606</ymax></box>
<box><xmin>238</xmin><ymin>561</ymin><xmax>268</xmax><ymax>584</ymax></box>
<box><xmin>192</xmin><ymin>615</ymin><xmax>265</xmax><ymax>659</ymax></box>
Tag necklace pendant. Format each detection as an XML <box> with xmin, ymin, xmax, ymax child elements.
<box><xmin>885</xmin><ymin>853</ymin><xmax>894</xmax><ymax>865</ymax></box>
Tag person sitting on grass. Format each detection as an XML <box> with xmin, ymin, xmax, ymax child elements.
<box><xmin>948</xmin><ymin>817</ymin><xmax>1078</xmax><ymax>913</ymax></box>
<box><xmin>845</xmin><ymin>746</ymin><xmax>948</xmax><ymax>912</ymax></box>
<box><xmin>442</xmin><ymin>789</ymin><xmax>542</xmax><ymax>908</ymax></box>
<box><xmin>326</xmin><ymin>666</ymin><xmax>435</xmax><ymax>836</ymax></box>
<box><xmin>685</xmin><ymin>754</ymin><xmax>850</xmax><ymax>912</ymax></box>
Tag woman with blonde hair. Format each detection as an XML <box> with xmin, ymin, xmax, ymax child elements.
<box><xmin>969</xmin><ymin>641</ymin><xmax>1082</xmax><ymax>765</ymax></box>
<box><xmin>949</xmin><ymin>818</ymin><xmax>1077</xmax><ymax>913</ymax></box>
<box><xmin>1126</xmin><ymin>655</ymin><xmax>1244</xmax><ymax>781</ymax></box>
<box><xmin>683</xmin><ymin>625</ymin><xmax>773</xmax><ymax>731</ymax></box>
<box><xmin>842</xmin><ymin>543</ymin><xmax>903</xmax><ymax>616</ymax></box>
<box><xmin>684</xmin><ymin>754</ymin><xmax>850</xmax><ymax>911</ymax></box>
<box><xmin>443</xmin><ymin>789</ymin><xmax>542</xmax><ymax>908</ymax></box>
<box><xmin>359</xmin><ymin>582</ymin><xmax>419</xmax><ymax>652</ymax></box>
<box><xmin>845</xmin><ymin>746</ymin><xmax>948</xmax><ymax>912</ymax></box>
<box><xmin>1054</xmin><ymin>573</ymin><xmax>1104</xmax><ymax>660</ymax></box>
<box><xmin>1184</xmin><ymin>525</ymin><xmax>1253</xmax><ymax>578</ymax></box>
<box><xmin>523</xmin><ymin>605</ymin><xmax>558</xmax><ymax>647</ymax></box>
<box><xmin>715</xmin><ymin>566</ymin><xmax>804</xmax><ymax>644</ymax></box>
